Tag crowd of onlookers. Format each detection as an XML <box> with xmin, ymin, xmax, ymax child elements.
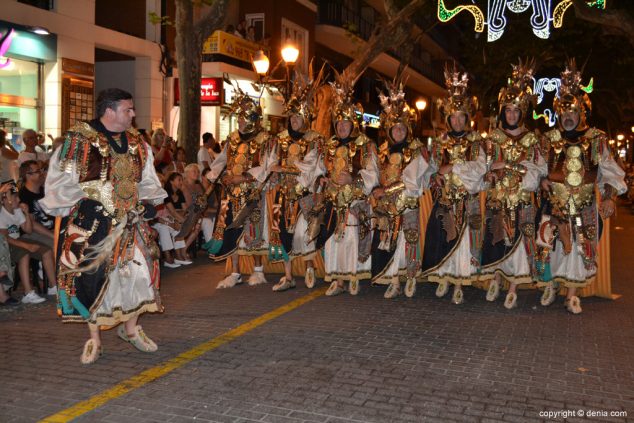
<box><xmin>225</xmin><ymin>18</ymin><xmax>271</xmax><ymax>47</ymax></box>
<box><xmin>0</xmin><ymin>126</ymin><xmax>222</xmax><ymax>307</ymax></box>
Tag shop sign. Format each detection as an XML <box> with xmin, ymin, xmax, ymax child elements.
<box><xmin>174</xmin><ymin>78</ymin><xmax>223</xmax><ymax>106</ymax></box>
<box><xmin>62</xmin><ymin>58</ymin><xmax>94</xmax><ymax>77</ymax></box>
<box><xmin>202</xmin><ymin>30</ymin><xmax>268</xmax><ymax>64</ymax></box>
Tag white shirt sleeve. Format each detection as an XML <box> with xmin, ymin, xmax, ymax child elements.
<box><xmin>39</xmin><ymin>146</ymin><xmax>85</xmax><ymax>217</ymax></box>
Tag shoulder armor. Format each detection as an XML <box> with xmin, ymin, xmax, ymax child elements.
<box><xmin>354</xmin><ymin>133</ymin><xmax>370</xmax><ymax>146</ymax></box>
<box><xmin>489</xmin><ymin>128</ymin><xmax>507</xmax><ymax>144</ymax></box>
<box><xmin>585</xmin><ymin>127</ymin><xmax>606</xmax><ymax>142</ymax></box>
<box><xmin>518</xmin><ymin>131</ymin><xmax>538</xmax><ymax>148</ymax></box>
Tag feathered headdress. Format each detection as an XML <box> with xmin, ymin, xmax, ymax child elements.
<box><xmin>222</xmin><ymin>74</ymin><xmax>262</xmax><ymax>135</ymax></box>
<box><xmin>498</xmin><ymin>58</ymin><xmax>537</xmax><ymax>115</ymax></box>
<box><xmin>553</xmin><ymin>58</ymin><xmax>593</xmax><ymax>131</ymax></box>
<box><xmin>284</xmin><ymin>61</ymin><xmax>326</xmax><ymax>128</ymax></box>
<box><xmin>378</xmin><ymin>66</ymin><xmax>416</xmax><ymax>144</ymax></box>
<box><xmin>330</xmin><ymin>68</ymin><xmax>364</xmax><ymax>137</ymax></box>
<box><xmin>437</xmin><ymin>63</ymin><xmax>478</xmax><ymax>121</ymax></box>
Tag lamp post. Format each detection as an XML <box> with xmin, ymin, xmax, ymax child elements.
<box><xmin>252</xmin><ymin>41</ymin><xmax>299</xmax><ymax>96</ymax></box>
<box><xmin>415</xmin><ymin>98</ymin><xmax>427</xmax><ymax>138</ymax></box>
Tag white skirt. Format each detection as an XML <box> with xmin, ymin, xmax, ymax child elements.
<box><xmin>324</xmin><ymin>208</ymin><xmax>371</xmax><ymax>282</ymax></box>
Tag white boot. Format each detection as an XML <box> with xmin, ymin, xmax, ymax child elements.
<box><xmin>384</xmin><ymin>281</ymin><xmax>401</xmax><ymax>299</ymax></box>
<box><xmin>504</xmin><ymin>292</ymin><xmax>517</xmax><ymax>309</ymax></box>
<box><xmin>217</xmin><ymin>273</ymin><xmax>242</xmax><ymax>289</ymax></box>
<box><xmin>304</xmin><ymin>267</ymin><xmax>315</xmax><ymax>289</ymax></box>
<box><xmin>247</xmin><ymin>271</ymin><xmax>268</xmax><ymax>286</ymax></box>
<box><xmin>436</xmin><ymin>281</ymin><xmax>449</xmax><ymax>298</ymax></box>
<box><xmin>451</xmin><ymin>284</ymin><xmax>464</xmax><ymax>305</ymax></box>
<box><xmin>565</xmin><ymin>295</ymin><xmax>582</xmax><ymax>314</ymax></box>
<box><xmin>272</xmin><ymin>276</ymin><xmax>296</xmax><ymax>292</ymax></box>
<box><xmin>404</xmin><ymin>278</ymin><xmax>416</xmax><ymax>298</ymax></box>
<box><xmin>540</xmin><ymin>282</ymin><xmax>557</xmax><ymax>306</ymax></box>
<box><xmin>486</xmin><ymin>278</ymin><xmax>500</xmax><ymax>302</ymax></box>
<box><xmin>325</xmin><ymin>281</ymin><xmax>344</xmax><ymax>296</ymax></box>
<box><xmin>348</xmin><ymin>280</ymin><xmax>360</xmax><ymax>296</ymax></box>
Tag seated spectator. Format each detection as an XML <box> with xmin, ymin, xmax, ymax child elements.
<box><xmin>181</xmin><ymin>163</ymin><xmax>207</xmax><ymax>243</ymax></box>
<box><xmin>0</xmin><ymin>186</ymin><xmax>52</xmax><ymax>304</ymax></box>
<box><xmin>35</xmin><ymin>132</ymin><xmax>49</xmax><ymax>155</ymax></box>
<box><xmin>200</xmin><ymin>168</ymin><xmax>219</xmax><ymax>245</ymax></box>
<box><xmin>18</xmin><ymin>161</ymin><xmax>55</xmax><ymax>250</ymax></box>
<box><xmin>198</xmin><ymin>132</ymin><xmax>216</xmax><ymax>170</ymax></box>
<box><xmin>155</xmin><ymin>162</ymin><xmax>171</xmax><ymax>186</ymax></box>
<box><xmin>17</xmin><ymin>129</ymin><xmax>49</xmax><ymax>166</ymax></box>
<box><xmin>152</xmin><ymin>205</ymin><xmax>185</xmax><ymax>268</ymax></box>
<box><xmin>163</xmin><ymin>172</ymin><xmax>193</xmax><ymax>265</ymax></box>
<box><xmin>0</xmin><ymin>129</ymin><xmax>18</xmax><ymax>184</ymax></box>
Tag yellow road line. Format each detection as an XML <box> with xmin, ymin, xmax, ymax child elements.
<box><xmin>41</xmin><ymin>287</ymin><xmax>327</xmax><ymax>423</ymax></box>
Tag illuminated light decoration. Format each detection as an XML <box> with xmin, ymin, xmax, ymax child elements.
<box><xmin>581</xmin><ymin>77</ymin><xmax>593</xmax><ymax>94</ymax></box>
<box><xmin>0</xmin><ymin>29</ymin><xmax>16</xmax><ymax>70</ymax></box>
<box><xmin>532</xmin><ymin>76</ymin><xmax>561</xmax><ymax>127</ymax></box>
<box><xmin>438</xmin><ymin>0</ymin><xmax>606</xmax><ymax>41</ymax></box>
<box><xmin>437</xmin><ymin>0</ymin><xmax>485</xmax><ymax>32</ymax></box>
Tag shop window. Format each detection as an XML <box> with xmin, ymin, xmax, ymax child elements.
<box><xmin>0</xmin><ymin>57</ymin><xmax>41</xmax><ymax>150</ymax></box>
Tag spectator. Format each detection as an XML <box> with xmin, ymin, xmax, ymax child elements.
<box><xmin>163</xmin><ymin>172</ymin><xmax>193</xmax><ymax>265</ymax></box>
<box><xmin>246</xmin><ymin>25</ymin><xmax>256</xmax><ymax>42</ymax></box>
<box><xmin>35</xmin><ymin>132</ymin><xmax>48</xmax><ymax>155</ymax></box>
<box><xmin>236</xmin><ymin>20</ymin><xmax>247</xmax><ymax>38</ymax></box>
<box><xmin>0</xmin><ymin>129</ymin><xmax>18</xmax><ymax>183</ymax></box>
<box><xmin>0</xmin><ymin>186</ymin><xmax>51</xmax><ymax>304</ymax></box>
<box><xmin>0</xmin><ymin>232</ymin><xmax>18</xmax><ymax>306</ymax></box>
<box><xmin>151</xmin><ymin>128</ymin><xmax>172</xmax><ymax>166</ymax></box>
<box><xmin>171</xmin><ymin>147</ymin><xmax>187</xmax><ymax>174</ymax></box>
<box><xmin>198</xmin><ymin>132</ymin><xmax>216</xmax><ymax>170</ymax></box>
<box><xmin>181</xmin><ymin>163</ymin><xmax>206</xmax><ymax>243</ymax></box>
<box><xmin>17</xmin><ymin>129</ymin><xmax>49</xmax><ymax>166</ymax></box>
<box><xmin>18</xmin><ymin>161</ymin><xmax>55</xmax><ymax>249</ymax></box>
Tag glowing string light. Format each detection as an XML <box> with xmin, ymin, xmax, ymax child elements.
<box><xmin>437</xmin><ymin>0</ymin><xmax>485</xmax><ymax>32</ymax></box>
<box><xmin>438</xmin><ymin>0</ymin><xmax>606</xmax><ymax>41</ymax></box>
<box><xmin>532</xmin><ymin>76</ymin><xmax>561</xmax><ymax>127</ymax></box>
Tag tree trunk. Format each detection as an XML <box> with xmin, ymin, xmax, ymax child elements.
<box><xmin>175</xmin><ymin>0</ymin><xmax>202</xmax><ymax>164</ymax></box>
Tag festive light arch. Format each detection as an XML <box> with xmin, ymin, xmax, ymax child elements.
<box><xmin>437</xmin><ymin>0</ymin><xmax>606</xmax><ymax>41</ymax></box>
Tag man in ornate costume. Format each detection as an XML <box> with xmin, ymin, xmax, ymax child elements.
<box><xmin>321</xmin><ymin>73</ymin><xmax>379</xmax><ymax>296</ymax></box>
<box><xmin>370</xmin><ymin>72</ymin><xmax>432</xmax><ymax>299</ymax></box>
<box><xmin>537</xmin><ymin>60</ymin><xmax>625</xmax><ymax>314</ymax></box>
<box><xmin>269</xmin><ymin>68</ymin><xmax>327</xmax><ymax>292</ymax></box>
<box><xmin>480</xmin><ymin>59</ymin><xmax>547</xmax><ymax>309</ymax></box>
<box><xmin>41</xmin><ymin>88</ymin><xmax>167</xmax><ymax>364</ymax></box>
<box><xmin>421</xmin><ymin>66</ymin><xmax>486</xmax><ymax>304</ymax></box>
<box><xmin>206</xmin><ymin>82</ymin><xmax>276</xmax><ymax>288</ymax></box>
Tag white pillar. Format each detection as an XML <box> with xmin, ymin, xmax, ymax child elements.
<box><xmin>134</xmin><ymin>56</ymin><xmax>163</xmax><ymax>131</ymax></box>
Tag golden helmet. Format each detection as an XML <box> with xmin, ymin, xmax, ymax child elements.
<box><xmin>224</xmin><ymin>74</ymin><xmax>262</xmax><ymax>135</ymax></box>
<box><xmin>378</xmin><ymin>69</ymin><xmax>417</xmax><ymax>145</ymax></box>
<box><xmin>284</xmin><ymin>63</ymin><xmax>325</xmax><ymax>131</ymax></box>
<box><xmin>437</xmin><ymin>63</ymin><xmax>478</xmax><ymax>128</ymax></box>
<box><xmin>553</xmin><ymin>59</ymin><xmax>593</xmax><ymax>132</ymax></box>
<box><xmin>330</xmin><ymin>69</ymin><xmax>363</xmax><ymax>138</ymax></box>
<box><xmin>498</xmin><ymin>58</ymin><xmax>537</xmax><ymax>119</ymax></box>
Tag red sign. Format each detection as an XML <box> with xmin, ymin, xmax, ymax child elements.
<box><xmin>174</xmin><ymin>77</ymin><xmax>223</xmax><ymax>106</ymax></box>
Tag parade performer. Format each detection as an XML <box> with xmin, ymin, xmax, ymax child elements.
<box><xmin>269</xmin><ymin>67</ymin><xmax>327</xmax><ymax>292</ymax></box>
<box><xmin>370</xmin><ymin>72</ymin><xmax>432</xmax><ymax>299</ymax></box>
<box><xmin>480</xmin><ymin>59</ymin><xmax>547</xmax><ymax>309</ymax></box>
<box><xmin>40</xmin><ymin>88</ymin><xmax>166</xmax><ymax>364</ymax></box>
<box><xmin>537</xmin><ymin>60</ymin><xmax>626</xmax><ymax>314</ymax></box>
<box><xmin>206</xmin><ymin>80</ymin><xmax>276</xmax><ymax>288</ymax></box>
<box><xmin>320</xmin><ymin>72</ymin><xmax>379</xmax><ymax>296</ymax></box>
<box><xmin>421</xmin><ymin>66</ymin><xmax>486</xmax><ymax>304</ymax></box>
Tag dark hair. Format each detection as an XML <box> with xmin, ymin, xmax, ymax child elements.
<box><xmin>96</xmin><ymin>88</ymin><xmax>133</xmax><ymax>118</ymax></box>
<box><xmin>202</xmin><ymin>132</ymin><xmax>213</xmax><ymax>143</ymax></box>
<box><xmin>175</xmin><ymin>147</ymin><xmax>186</xmax><ymax>159</ymax></box>
<box><xmin>19</xmin><ymin>160</ymin><xmax>39</xmax><ymax>180</ymax></box>
<box><xmin>155</xmin><ymin>162</ymin><xmax>169</xmax><ymax>174</ymax></box>
<box><xmin>164</xmin><ymin>172</ymin><xmax>182</xmax><ymax>196</ymax></box>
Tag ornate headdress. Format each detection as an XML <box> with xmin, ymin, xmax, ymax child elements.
<box><xmin>223</xmin><ymin>74</ymin><xmax>262</xmax><ymax>135</ymax></box>
<box><xmin>553</xmin><ymin>59</ymin><xmax>593</xmax><ymax>132</ymax></box>
<box><xmin>330</xmin><ymin>69</ymin><xmax>363</xmax><ymax>138</ymax></box>
<box><xmin>378</xmin><ymin>67</ymin><xmax>416</xmax><ymax>145</ymax></box>
<box><xmin>437</xmin><ymin>63</ymin><xmax>478</xmax><ymax>126</ymax></box>
<box><xmin>284</xmin><ymin>62</ymin><xmax>325</xmax><ymax>131</ymax></box>
<box><xmin>498</xmin><ymin>58</ymin><xmax>537</xmax><ymax>118</ymax></box>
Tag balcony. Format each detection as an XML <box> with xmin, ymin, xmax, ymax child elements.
<box><xmin>201</xmin><ymin>30</ymin><xmax>269</xmax><ymax>71</ymax></box>
<box><xmin>317</xmin><ymin>0</ymin><xmax>444</xmax><ymax>87</ymax></box>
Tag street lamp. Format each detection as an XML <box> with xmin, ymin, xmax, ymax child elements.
<box><xmin>252</xmin><ymin>50</ymin><xmax>270</xmax><ymax>76</ymax></box>
<box><xmin>414</xmin><ymin>98</ymin><xmax>427</xmax><ymax>137</ymax></box>
<box><xmin>281</xmin><ymin>43</ymin><xmax>299</xmax><ymax>65</ymax></box>
<box><xmin>617</xmin><ymin>134</ymin><xmax>625</xmax><ymax>141</ymax></box>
